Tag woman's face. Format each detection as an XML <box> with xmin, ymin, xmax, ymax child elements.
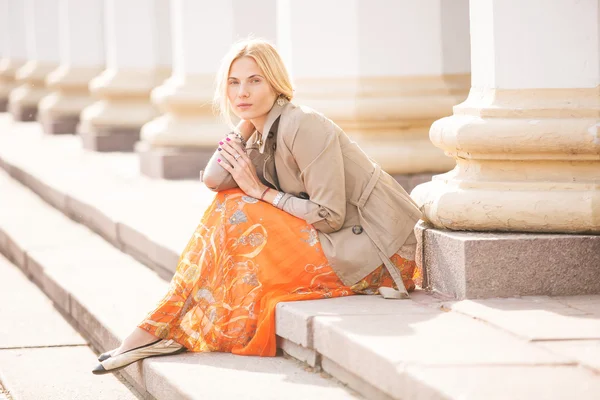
<box><xmin>227</xmin><ymin>56</ymin><xmax>277</xmax><ymax>125</ymax></box>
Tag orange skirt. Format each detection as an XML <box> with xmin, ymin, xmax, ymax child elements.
<box><xmin>137</xmin><ymin>188</ymin><xmax>418</xmax><ymax>357</ymax></box>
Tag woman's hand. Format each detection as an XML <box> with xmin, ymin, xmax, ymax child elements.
<box><xmin>217</xmin><ymin>137</ymin><xmax>267</xmax><ymax>198</ymax></box>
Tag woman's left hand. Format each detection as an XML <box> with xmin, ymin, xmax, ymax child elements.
<box><xmin>217</xmin><ymin>138</ymin><xmax>266</xmax><ymax>198</ymax></box>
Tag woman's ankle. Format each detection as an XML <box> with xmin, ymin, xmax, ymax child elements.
<box><xmin>113</xmin><ymin>330</ymin><xmax>160</xmax><ymax>356</ymax></box>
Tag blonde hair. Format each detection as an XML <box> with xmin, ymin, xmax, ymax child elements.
<box><xmin>213</xmin><ymin>37</ymin><xmax>294</xmax><ymax>132</ymax></box>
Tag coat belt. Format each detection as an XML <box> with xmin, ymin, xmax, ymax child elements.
<box><xmin>354</xmin><ymin>164</ymin><xmax>410</xmax><ymax>300</ymax></box>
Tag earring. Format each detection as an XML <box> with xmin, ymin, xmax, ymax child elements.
<box><xmin>276</xmin><ymin>95</ymin><xmax>286</xmax><ymax>106</ymax></box>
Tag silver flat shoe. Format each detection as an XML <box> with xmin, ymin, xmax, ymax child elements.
<box><xmin>97</xmin><ymin>349</ymin><xmax>116</xmax><ymax>362</ymax></box>
<box><xmin>92</xmin><ymin>339</ymin><xmax>186</xmax><ymax>375</ymax></box>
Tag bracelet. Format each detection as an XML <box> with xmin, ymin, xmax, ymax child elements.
<box><xmin>259</xmin><ymin>187</ymin><xmax>270</xmax><ymax>200</ymax></box>
<box><xmin>233</xmin><ymin>131</ymin><xmax>247</xmax><ymax>147</ymax></box>
<box><xmin>272</xmin><ymin>191</ymin><xmax>284</xmax><ymax>207</ymax></box>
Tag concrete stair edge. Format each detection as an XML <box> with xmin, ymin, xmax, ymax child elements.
<box><xmin>2</xmin><ymin>157</ymin><xmax>178</xmax><ymax>281</ymax></box>
<box><xmin>0</xmin><ymin>177</ymin><xmax>164</xmax><ymax>398</ymax></box>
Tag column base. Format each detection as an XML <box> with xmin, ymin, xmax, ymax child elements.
<box><xmin>136</xmin><ymin>142</ymin><xmax>213</xmax><ymax>180</ymax></box>
<box><xmin>416</xmin><ymin>221</ymin><xmax>600</xmax><ymax>299</ymax></box>
<box><xmin>8</xmin><ymin>102</ymin><xmax>38</xmax><ymax>121</ymax></box>
<box><xmin>39</xmin><ymin>113</ymin><xmax>79</xmax><ymax>135</ymax></box>
<box><xmin>392</xmin><ymin>173</ymin><xmax>434</xmax><ymax>194</ymax></box>
<box><xmin>38</xmin><ymin>64</ymin><xmax>103</xmax><ymax>134</ymax></box>
<box><xmin>9</xmin><ymin>60</ymin><xmax>57</xmax><ymax>122</ymax></box>
<box><xmin>79</xmin><ymin>126</ymin><xmax>141</xmax><ymax>152</ymax></box>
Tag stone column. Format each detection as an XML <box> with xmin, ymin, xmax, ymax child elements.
<box><xmin>279</xmin><ymin>0</ymin><xmax>471</xmax><ymax>192</ymax></box>
<box><xmin>37</xmin><ymin>0</ymin><xmax>105</xmax><ymax>134</ymax></box>
<box><xmin>411</xmin><ymin>0</ymin><xmax>600</xmax><ymax>298</ymax></box>
<box><xmin>0</xmin><ymin>0</ymin><xmax>27</xmax><ymax>112</ymax></box>
<box><xmin>78</xmin><ymin>0</ymin><xmax>171</xmax><ymax>152</ymax></box>
<box><xmin>137</xmin><ymin>0</ymin><xmax>276</xmax><ymax>179</ymax></box>
<box><xmin>8</xmin><ymin>0</ymin><xmax>60</xmax><ymax>121</ymax></box>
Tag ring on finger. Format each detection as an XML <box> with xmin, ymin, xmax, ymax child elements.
<box><xmin>234</xmin><ymin>154</ymin><xmax>241</xmax><ymax>161</ymax></box>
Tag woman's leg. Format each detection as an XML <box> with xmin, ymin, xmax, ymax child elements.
<box><xmin>116</xmin><ymin>190</ymin><xmax>237</xmax><ymax>356</ymax></box>
<box><xmin>109</xmin><ymin>327</ymin><xmax>161</xmax><ymax>357</ymax></box>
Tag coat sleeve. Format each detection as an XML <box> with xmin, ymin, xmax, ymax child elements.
<box><xmin>201</xmin><ymin>133</ymin><xmax>240</xmax><ymax>192</ymax></box>
<box><xmin>276</xmin><ymin>114</ymin><xmax>346</xmax><ymax>234</ymax></box>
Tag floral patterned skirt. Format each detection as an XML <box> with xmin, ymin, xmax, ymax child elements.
<box><xmin>137</xmin><ymin>188</ymin><xmax>418</xmax><ymax>357</ymax></box>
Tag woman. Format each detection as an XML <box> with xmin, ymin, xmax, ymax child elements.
<box><xmin>92</xmin><ymin>38</ymin><xmax>422</xmax><ymax>375</ymax></box>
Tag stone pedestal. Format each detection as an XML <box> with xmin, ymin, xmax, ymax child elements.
<box><xmin>280</xmin><ymin>0</ymin><xmax>470</xmax><ymax>175</ymax></box>
<box><xmin>411</xmin><ymin>0</ymin><xmax>600</xmax><ymax>298</ymax></box>
<box><xmin>37</xmin><ymin>0</ymin><xmax>105</xmax><ymax>135</ymax></box>
<box><xmin>38</xmin><ymin>65</ymin><xmax>103</xmax><ymax>134</ymax></box>
<box><xmin>138</xmin><ymin>0</ymin><xmax>276</xmax><ymax>179</ymax></box>
<box><xmin>8</xmin><ymin>102</ymin><xmax>37</xmax><ymax>121</ymax></box>
<box><xmin>78</xmin><ymin>0</ymin><xmax>171</xmax><ymax>152</ymax></box>
<box><xmin>136</xmin><ymin>141</ymin><xmax>213</xmax><ymax>180</ymax></box>
<box><xmin>8</xmin><ymin>0</ymin><xmax>60</xmax><ymax>121</ymax></box>
<box><xmin>0</xmin><ymin>59</ymin><xmax>25</xmax><ymax>112</ymax></box>
<box><xmin>9</xmin><ymin>61</ymin><xmax>58</xmax><ymax>121</ymax></box>
<box><xmin>78</xmin><ymin>68</ymin><xmax>170</xmax><ymax>151</ymax></box>
<box><xmin>416</xmin><ymin>222</ymin><xmax>600</xmax><ymax>299</ymax></box>
<box><xmin>293</xmin><ymin>76</ymin><xmax>467</xmax><ymax>175</ymax></box>
<box><xmin>140</xmin><ymin>73</ymin><xmax>223</xmax><ymax>172</ymax></box>
<box><xmin>80</xmin><ymin>125</ymin><xmax>143</xmax><ymax>152</ymax></box>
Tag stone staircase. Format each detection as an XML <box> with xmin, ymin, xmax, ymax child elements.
<box><xmin>1</xmin><ymin>114</ymin><xmax>599</xmax><ymax>400</ymax></box>
<box><xmin>0</xmin><ymin>252</ymin><xmax>143</xmax><ymax>400</ymax></box>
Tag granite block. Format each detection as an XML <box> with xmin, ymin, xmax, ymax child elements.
<box><xmin>39</xmin><ymin>114</ymin><xmax>79</xmax><ymax>135</ymax></box>
<box><xmin>137</xmin><ymin>142</ymin><xmax>214</xmax><ymax>180</ymax></box>
<box><xmin>79</xmin><ymin>127</ymin><xmax>141</xmax><ymax>152</ymax></box>
<box><xmin>8</xmin><ymin>103</ymin><xmax>37</xmax><ymax>122</ymax></box>
<box><xmin>423</xmin><ymin>228</ymin><xmax>600</xmax><ymax>299</ymax></box>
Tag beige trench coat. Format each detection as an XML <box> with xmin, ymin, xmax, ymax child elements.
<box><xmin>202</xmin><ymin>100</ymin><xmax>423</xmax><ymax>298</ymax></box>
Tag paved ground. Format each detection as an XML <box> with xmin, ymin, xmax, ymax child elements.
<box><xmin>0</xmin><ymin>254</ymin><xmax>142</xmax><ymax>399</ymax></box>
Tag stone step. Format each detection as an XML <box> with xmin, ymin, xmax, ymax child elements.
<box><xmin>0</xmin><ymin>115</ymin><xmax>206</xmax><ymax>282</ymax></box>
<box><xmin>2</xmin><ymin>115</ymin><xmax>600</xmax><ymax>399</ymax></box>
<box><xmin>0</xmin><ymin>170</ymin><xmax>361</xmax><ymax>399</ymax></box>
<box><xmin>0</xmin><ymin>253</ymin><xmax>140</xmax><ymax>400</ymax></box>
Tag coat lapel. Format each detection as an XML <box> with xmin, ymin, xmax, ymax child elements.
<box><xmin>258</xmin><ymin>100</ymin><xmax>286</xmax><ymax>153</ymax></box>
<box><xmin>262</xmin><ymin>117</ymin><xmax>281</xmax><ymax>190</ymax></box>
<box><xmin>246</xmin><ymin>100</ymin><xmax>290</xmax><ymax>190</ymax></box>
